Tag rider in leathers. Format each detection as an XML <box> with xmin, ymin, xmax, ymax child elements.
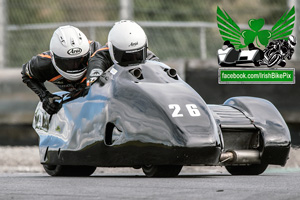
<box><xmin>21</xmin><ymin>25</ymin><xmax>102</xmax><ymax>115</ymax></box>
<box><xmin>86</xmin><ymin>20</ymin><xmax>159</xmax><ymax>87</ymax></box>
<box><xmin>22</xmin><ymin>22</ymin><xmax>159</xmax><ymax>115</ymax></box>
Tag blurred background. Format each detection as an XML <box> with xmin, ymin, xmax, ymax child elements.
<box><xmin>0</xmin><ymin>0</ymin><xmax>299</xmax><ymax>146</ymax></box>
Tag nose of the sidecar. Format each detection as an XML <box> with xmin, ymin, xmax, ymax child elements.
<box><xmin>102</xmin><ymin>62</ymin><xmax>222</xmax><ymax>166</ymax></box>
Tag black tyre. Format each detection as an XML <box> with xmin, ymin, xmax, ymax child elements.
<box><xmin>142</xmin><ymin>165</ymin><xmax>182</xmax><ymax>177</ymax></box>
<box><xmin>43</xmin><ymin>164</ymin><xmax>96</xmax><ymax>176</ymax></box>
<box><xmin>225</xmin><ymin>163</ymin><xmax>268</xmax><ymax>175</ymax></box>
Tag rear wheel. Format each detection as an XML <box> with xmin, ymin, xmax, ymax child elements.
<box><xmin>142</xmin><ymin>165</ymin><xmax>182</xmax><ymax>177</ymax></box>
<box><xmin>43</xmin><ymin>164</ymin><xmax>96</xmax><ymax>176</ymax></box>
<box><xmin>225</xmin><ymin>163</ymin><xmax>268</xmax><ymax>175</ymax></box>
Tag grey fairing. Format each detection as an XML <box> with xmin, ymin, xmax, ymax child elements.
<box><xmin>33</xmin><ymin>61</ymin><xmax>221</xmax><ymax>166</ymax></box>
<box><xmin>224</xmin><ymin>97</ymin><xmax>291</xmax><ymax>165</ymax></box>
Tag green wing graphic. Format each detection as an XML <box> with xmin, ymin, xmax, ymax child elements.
<box><xmin>217</xmin><ymin>6</ymin><xmax>244</xmax><ymax>49</ymax></box>
<box><xmin>271</xmin><ymin>6</ymin><xmax>295</xmax><ymax>41</ymax></box>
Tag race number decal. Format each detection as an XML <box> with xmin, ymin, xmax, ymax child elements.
<box><xmin>169</xmin><ymin>104</ymin><xmax>201</xmax><ymax>117</ymax></box>
<box><xmin>169</xmin><ymin>104</ymin><xmax>183</xmax><ymax>117</ymax></box>
<box><xmin>186</xmin><ymin>104</ymin><xmax>201</xmax><ymax>116</ymax></box>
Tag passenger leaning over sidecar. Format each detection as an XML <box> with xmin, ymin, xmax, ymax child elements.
<box><xmin>21</xmin><ymin>25</ymin><xmax>102</xmax><ymax>115</ymax></box>
<box><xmin>86</xmin><ymin>20</ymin><xmax>160</xmax><ymax>87</ymax></box>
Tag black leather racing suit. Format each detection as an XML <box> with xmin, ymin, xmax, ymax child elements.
<box><xmin>21</xmin><ymin>41</ymin><xmax>101</xmax><ymax>101</ymax></box>
<box><xmin>86</xmin><ymin>44</ymin><xmax>159</xmax><ymax>86</ymax></box>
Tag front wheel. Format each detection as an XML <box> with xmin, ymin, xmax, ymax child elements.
<box><xmin>225</xmin><ymin>163</ymin><xmax>268</xmax><ymax>175</ymax></box>
<box><xmin>142</xmin><ymin>165</ymin><xmax>183</xmax><ymax>177</ymax></box>
<box><xmin>43</xmin><ymin>164</ymin><xmax>96</xmax><ymax>176</ymax></box>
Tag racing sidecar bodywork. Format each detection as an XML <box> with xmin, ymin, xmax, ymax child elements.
<box><xmin>33</xmin><ymin>61</ymin><xmax>290</xmax><ymax>176</ymax></box>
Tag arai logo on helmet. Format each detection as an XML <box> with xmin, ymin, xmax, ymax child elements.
<box><xmin>129</xmin><ymin>41</ymin><xmax>138</xmax><ymax>47</ymax></box>
<box><xmin>67</xmin><ymin>48</ymin><xmax>82</xmax><ymax>55</ymax></box>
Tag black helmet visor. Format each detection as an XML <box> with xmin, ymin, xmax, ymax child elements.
<box><xmin>113</xmin><ymin>45</ymin><xmax>147</xmax><ymax>66</ymax></box>
<box><xmin>53</xmin><ymin>52</ymin><xmax>90</xmax><ymax>73</ymax></box>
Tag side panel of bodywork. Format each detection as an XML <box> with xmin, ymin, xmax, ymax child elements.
<box><xmin>224</xmin><ymin>96</ymin><xmax>291</xmax><ymax>165</ymax></box>
<box><xmin>33</xmin><ymin>61</ymin><xmax>222</xmax><ymax>166</ymax></box>
<box><xmin>33</xmin><ymin>88</ymin><xmax>109</xmax><ymax>162</ymax></box>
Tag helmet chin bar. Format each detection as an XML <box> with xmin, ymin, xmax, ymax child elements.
<box><xmin>55</xmin><ymin>66</ymin><xmax>86</xmax><ymax>81</ymax></box>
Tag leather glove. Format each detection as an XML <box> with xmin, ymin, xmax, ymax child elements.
<box><xmin>42</xmin><ymin>93</ymin><xmax>62</xmax><ymax>115</ymax></box>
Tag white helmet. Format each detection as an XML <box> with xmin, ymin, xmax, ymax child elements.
<box><xmin>50</xmin><ymin>25</ymin><xmax>90</xmax><ymax>81</ymax></box>
<box><xmin>108</xmin><ymin>20</ymin><xmax>148</xmax><ymax>66</ymax></box>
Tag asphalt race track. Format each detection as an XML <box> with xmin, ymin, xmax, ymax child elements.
<box><xmin>1</xmin><ymin>171</ymin><xmax>299</xmax><ymax>200</ymax></box>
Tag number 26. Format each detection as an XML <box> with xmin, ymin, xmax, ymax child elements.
<box><xmin>168</xmin><ymin>104</ymin><xmax>201</xmax><ymax>117</ymax></box>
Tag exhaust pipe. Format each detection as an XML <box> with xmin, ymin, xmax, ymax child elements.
<box><xmin>220</xmin><ymin>150</ymin><xmax>260</xmax><ymax>164</ymax></box>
